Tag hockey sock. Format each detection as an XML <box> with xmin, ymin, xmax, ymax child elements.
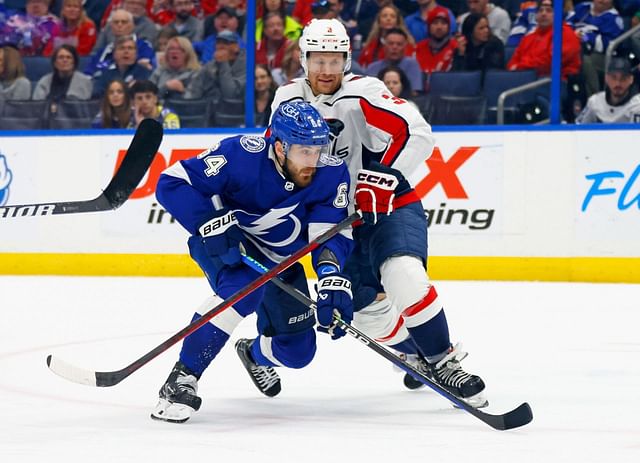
<box><xmin>406</xmin><ymin>309</ymin><xmax>451</xmax><ymax>359</ymax></box>
<box><xmin>179</xmin><ymin>313</ymin><xmax>230</xmax><ymax>377</ymax></box>
<box><xmin>389</xmin><ymin>338</ymin><xmax>419</xmax><ymax>355</ymax></box>
<box><xmin>251</xmin><ymin>332</ymin><xmax>316</xmax><ymax>369</ymax></box>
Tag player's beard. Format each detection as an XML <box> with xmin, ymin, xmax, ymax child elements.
<box><xmin>283</xmin><ymin>159</ymin><xmax>316</xmax><ymax>188</ymax></box>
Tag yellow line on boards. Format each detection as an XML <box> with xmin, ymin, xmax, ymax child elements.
<box><xmin>0</xmin><ymin>254</ymin><xmax>638</xmax><ymax>283</ymax></box>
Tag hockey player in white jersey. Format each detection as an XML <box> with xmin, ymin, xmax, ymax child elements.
<box><xmin>576</xmin><ymin>56</ymin><xmax>640</xmax><ymax>124</ymax></box>
<box><xmin>269</xmin><ymin>18</ymin><xmax>488</xmax><ymax>407</ymax></box>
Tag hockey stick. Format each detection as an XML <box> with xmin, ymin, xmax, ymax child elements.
<box><xmin>0</xmin><ymin>119</ymin><xmax>163</xmax><ymax>219</ymax></box>
<box><xmin>240</xmin><ymin>253</ymin><xmax>533</xmax><ymax>431</ymax></box>
<box><xmin>46</xmin><ymin>211</ymin><xmax>362</xmax><ymax>387</ymax></box>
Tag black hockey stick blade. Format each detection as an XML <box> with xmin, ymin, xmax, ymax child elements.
<box><xmin>0</xmin><ymin>119</ymin><xmax>162</xmax><ymax>218</ymax></box>
<box><xmin>46</xmin><ymin>211</ymin><xmax>362</xmax><ymax>387</ymax></box>
<box><xmin>240</xmin><ymin>253</ymin><xmax>533</xmax><ymax>431</ymax></box>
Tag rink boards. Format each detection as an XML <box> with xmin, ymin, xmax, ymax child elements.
<box><xmin>0</xmin><ymin>128</ymin><xmax>638</xmax><ymax>282</ymax></box>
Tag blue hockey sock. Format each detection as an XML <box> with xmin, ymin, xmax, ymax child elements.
<box><xmin>179</xmin><ymin>313</ymin><xmax>230</xmax><ymax>377</ymax></box>
<box><xmin>251</xmin><ymin>332</ymin><xmax>316</xmax><ymax>369</ymax></box>
<box><xmin>406</xmin><ymin>309</ymin><xmax>451</xmax><ymax>358</ymax></box>
<box><xmin>389</xmin><ymin>338</ymin><xmax>419</xmax><ymax>355</ymax></box>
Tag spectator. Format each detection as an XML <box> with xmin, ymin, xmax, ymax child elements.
<box><xmin>458</xmin><ymin>0</ymin><xmax>511</xmax><ymax>44</ymax></box>
<box><xmin>197</xmin><ymin>6</ymin><xmax>245</xmax><ymax>64</ymax></box>
<box><xmin>33</xmin><ymin>44</ymin><xmax>92</xmax><ymax>101</ymax></box>
<box><xmin>358</xmin><ymin>4</ymin><xmax>416</xmax><ymax>67</ymax></box>
<box><xmin>632</xmin><ymin>12</ymin><xmax>640</xmax><ymax>67</ymax></box>
<box><xmin>348</xmin><ymin>0</ymin><xmax>394</xmax><ymax>39</ymax></box>
<box><xmin>122</xmin><ymin>0</ymin><xmax>159</xmax><ymax>44</ymax></box>
<box><xmin>566</xmin><ymin>0</ymin><xmax>624</xmax><ymax>96</ymax></box>
<box><xmin>92</xmin><ymin>78</ymin><xmax>133</xmax><ymax>128</ymax></box>
<box><xmin>255</xmin><ymin>12</ymin><xmax>292</xmax><ymax>69</ymax></box>
<box><xmin>0</xmin><ymin>45</ymin><xmax>31</xmax><ymax>100</ymax></box>
<box><xmin>254</xmin><ymin>63</ymin><xmax>276</xmax><ymax>126</ymax></box>
<box><xmin>86</xmin><ymin>9</ymin><xmax>156</xmax><ymax>75</ymax></box>
<box><xmin>291</xmin><ymin>0</ymin><xmax>315</xmax><ymax>25</ymax></box>
<box><xmin>378</xmin><ymin>64</ymin><xmax>414</xmax><ymax>99</ymax></box>
<box><xmin>99</xmin><ymin>0</ymin><xmax>154</xmax><ymax>29</ymax></box>
<box><xmin>130</xmin><ymin>79</ymin><xmax>180</xmax><ymax>128</ymax></box>
<box><xmin>366</xmin><ymin>28</ymin><xmax>423</xmax><ymax>94</ymax></box>
<box><xmin>453</xmin><ymin>13</ymin><xmax>505</xmax><ymax>73</ymax></box>
<box><xmin>91</xmin><ymin>35</ymin><xmax>152</xmax><ymax>98</ymax></box>
<box><xmin>186</xmin><ymin>29</ymin><xmax>245</xmax><ymax>100</ymax></box>
<box><xmin>576</xmin><ymin>56</ymin><xmax>640</xmax><ymax>122</ymax></box>
<box><xmin>507</xmin><ymin>0</ymin><xmax>539</xmax><ymax>47</ymax></box>
<box><xmin>416</xmin><ymin>6</ymin><xmax>461</xmax><ymax>74</ymax></box>
<box><xmin>150</xmin><ymin>36</ymin><xmax>199</xmax><ymax>99</ymax></box>
<box><xmin>44</xmin><ymin>0</ymin><xmax>97</xmax><ymax>56</ymax></box>
<box><xmin>85</xmin><ymin>0</ymin><xmax>113</xmax><ymax>29</ymax></box>
<box><xmin>255</xmin><ymin>0</ymin><xmax>302</xmax><ymax>41</ymax></box>
<box><xmin>150</xmin><ymin>0</ymin><xmax>176</xmax><ymax>25</ymax></box>
<box><xmin>167</xmin><ymin>0</ymin><xmax>203</xmax><ymax>42</ymax></box>
<box><xmin>0</xmin><ymin>0</ymin><xmax>60</xmax><ymax>56</ymax></box>
<box><xmin>271</xmin><ymin>40</ymin><xmax>304</xmax><ymax>86</ymax></box>
<box><xmin>508</xmin><ymin>0</ymin><xmax>581</xmax><ymax>80</ymax></box>
<box><xmin>154</xmin><ymin>25</ymin><xmax>179</xmax><ymax>67</ymax></box>
<box><xmin>405</xmin><ymin>0</ymin><xmax>457</xmax><ymax>42</ymax></box>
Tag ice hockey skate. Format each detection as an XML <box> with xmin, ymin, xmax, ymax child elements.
<box><xmin>151</xmin><ymin>361</ymin><xmax>202</xmax><ymax>423</ymax></box>
<box><xmin>235</xmin><ymin>338</ymin><xmax>281</xmax><ymax>397</ymax></box>
<box><xmin>403</xmin><ymin>344</ymin><xmax>488</xmax><ymax>408</ymax></box>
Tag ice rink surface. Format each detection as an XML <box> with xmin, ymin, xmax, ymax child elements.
<box><xmin>1</xmin><ymin>276</ymin><xmax>638</xmax><ymax>463</ymax></box>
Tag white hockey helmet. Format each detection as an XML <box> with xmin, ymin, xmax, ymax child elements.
<box><xmin>299</xmin><ymin>19</ymin><xmax>351</xmax><ymax>75</ymax></box>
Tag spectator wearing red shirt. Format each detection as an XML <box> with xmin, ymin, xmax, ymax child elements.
<box><xmin>256</xmin><ymin>11</ymin><xmax>291</xmax><ymax>69</ymax></box>
<box><xmin>358</xmin><ymin>4</ymin><xmax>415</xmax><ymax>68</ymax></box>
<box><xmin>45</xmin><ymin>0</ymin><xmax>97</xmax><ymax>56</ymax></box>
<box><xmin>507</xmin><ymin>0</ymin><xmax>581</xmax><ymax>80</ymax></box>
<box><xmin>415</xmin><ymin>6</ymin><xmax>460</xmax><ymax>74</ymax></box>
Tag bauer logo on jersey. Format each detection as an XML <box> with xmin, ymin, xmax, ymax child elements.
<box><xmin>240</xmin><ymin>136</ymin><xmax>266</xmax><ymax>153</ymax></box>
<box><xmin>235</xmin><ymin>204</ymin><xmax>302</xmax><ymax>247</ymax></box>
<box><xmin>0</xmin><ymin>154</ymin><xmax>13</xmax><ymax>207</ymax></box>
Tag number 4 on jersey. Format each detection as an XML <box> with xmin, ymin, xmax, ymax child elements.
<box><xmin>203</xmin><ymin>155</ymin><xmax>227</xmax><ymax>177</ymax></box>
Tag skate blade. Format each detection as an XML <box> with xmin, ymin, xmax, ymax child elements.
<box><xmin>150</xmin><ymin>398</ymin><xmax>195</xmax><ymax>424</ymax></box>
<box><xmin>454</xmin><ymin>391</ymin><xmax>489</xmax><ymax>409</ymax></box>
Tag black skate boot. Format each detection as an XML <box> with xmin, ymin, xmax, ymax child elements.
<box><xmin>235</xmin><ymin>338</ymin><xmax>281</xmax><ymax>397</ymax></box>
<box><xmin>151</xmin><ymin>361</ymin><xmax>202</xmax><ymax>423</ymax></box>
<box><xmin>427</xmin><ymin>343</ymin><xmax>488</xmax><ymax>408</ymax></box>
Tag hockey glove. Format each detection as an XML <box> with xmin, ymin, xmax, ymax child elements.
<box><xmin>316</xmin><ymin>272</ymin><xmax>353</xmax><ymax>340</ymax></box>
<box><xmin>354</xmin><ymin>162</ymin><xmax>401</xmax><ymax>225</ymax></box>
<box><xmin>198</xmin><ymin>209</ymin><xmax>246</xmax><ymax>269</ymax></box>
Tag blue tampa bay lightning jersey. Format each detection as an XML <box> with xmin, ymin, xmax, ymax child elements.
<box><xmin>156</xmin><ymin>134</ymin><xmax>354</xmax><ymax>269</ymax></box>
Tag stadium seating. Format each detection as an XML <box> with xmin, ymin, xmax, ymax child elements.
<box><xmin>164</xmin><ymin>98</ymin><xmax>211</xmax><ymax>128</ymax></box>
<box><xmin>482</xmin><ymin>70</ymin><xmax>538</xmax><ymax>123</ymax></box>
<box><xmin>427</xmin><ymin>71</ymin><xmax>483</xmax><ymax>97</ymax></box>
<box><xmin>428</xmin><ymin>95</ymin><xmax>487</xmax><ymax>125</ymax></box>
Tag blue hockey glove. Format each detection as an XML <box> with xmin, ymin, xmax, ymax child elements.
<box><xmin>316</xmin><ymin>272</ymin><xmax>353</xmax><ymax>340</ymax></box>
<box><xmin>354</xmin><ymin>162</ymin><xmax>403</xmax><ymax>225</ymax></box>
<box><xmin>198</xmin><ymin>209</ymin><xmax>246</xmax><ymax>269</ymax></box>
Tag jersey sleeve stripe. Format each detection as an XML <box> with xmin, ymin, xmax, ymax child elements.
<box><xmin>162</xmin><ymin>160</ymin><xmax>192</xmax><ymax>185</ymax></box>
<box><xmin>358</xmin><ymin>98</ymin><xmax>410</xmax><ymax>167</ymax></box>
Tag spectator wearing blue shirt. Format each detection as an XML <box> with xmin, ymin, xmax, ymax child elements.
<box><xmin>194</xmin><ymin>6</ymin><xmax>245</xmax><ymax>64</ymax></box>
<box><xmin>366</xmin><ymin>28</ymin><xmax>423</xmax><ymax>94</ymax></box>
<box><xmin>566</xmin><ymin>0</ymin><xmax>624</xmax><ymax>95</ymax></box>
<box><xmin>405</xmin><ymin>0</ymin><xmax>457</xmax><ymax>42</ymax></box>
<box><xmin>85</xmin><ymin>9</ymin><xmax>155</xmax><ymax>76</ymax></box>
<box><xmin>91</xmin><ymin>35</ymin><xmax>151</xmax><ymax>98</ymax></box>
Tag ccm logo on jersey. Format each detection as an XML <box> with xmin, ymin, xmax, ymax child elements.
<box><xmin>356</xmin><ymin>172</ymin><xmax>399</xmax><ymax>190</ymax></box>
<box><xmin>199</xmin><ymin>211</ymin><xmax>238</xmax><ymax>237</ymax></box>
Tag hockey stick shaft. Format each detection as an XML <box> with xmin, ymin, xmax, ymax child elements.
<box><xmin>241</xmin><ymin>254</ymin><xmax>533</xmax><ymax>431</ymax></box>
<box><xmin>0</xmin><ymin>119</ymin><xmax>162</xmax><ymax>219</ymax></box>
<box><xmin>46</xmin><ymin>211</ymin><xmax>361</xmax><ymax>387</ymax></box>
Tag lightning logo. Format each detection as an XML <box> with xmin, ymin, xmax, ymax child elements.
<box><xmin>235</xmin><ymin>204</ymin><xmax>302</xmax><ymax>247</ymax></box>
<box><xmin>0</xmin><ymin>154</ymin><xmax>13</xmax><ymax>207</ymax></box>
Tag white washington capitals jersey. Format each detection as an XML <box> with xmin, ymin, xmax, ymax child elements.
<box><xmin>157</xmin><ymin>135</ymin><xmax>353</xmax><ymax>267</ymax></box>
<box><xmin>270</xmin><ymin>75</ymin><xmax>436</xmax><ymax>200</ymax></box>
<box><xmin>576</xmin><ymin>92</ymin><xmax>640</xmax><ymax>124</ymax></box>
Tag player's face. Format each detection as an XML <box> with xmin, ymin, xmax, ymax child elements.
<box><xmin>306</xmin><ymin>52</ymin><xmax>345</xmax><ymax>95</ymax></box>
<box><xmin>277</xmin><ymin>142</ymin><xmax>325</xmax><ymax>188</ymax></box>
<box><xmin>605</xmin><ymin>71</ymin><xmax>633</xmax><ymax>99</ymax></box>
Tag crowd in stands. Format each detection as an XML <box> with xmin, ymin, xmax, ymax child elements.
<box><xmin>0</xmin><ymin>0</ymin><xmax>639</xmax><ymax>128</ymax></box>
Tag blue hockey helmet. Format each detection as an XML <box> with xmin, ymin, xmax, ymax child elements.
<box><xmin>271</xmin><ymin>101</ymin><xmax>330</xmax><ymax>147</ymax></box>
<box><xmin>270</xmin><ymin>101</ymin><xmax>341</xmax><ymax>168</ymax></box>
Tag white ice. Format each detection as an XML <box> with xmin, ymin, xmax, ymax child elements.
<box><xmin>1</xmin><ymin>276</ymin><xmax>638</xmax><ymax>463</ymax></box>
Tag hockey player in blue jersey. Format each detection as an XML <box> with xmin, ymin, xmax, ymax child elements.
<box><xmin>151</xmin><ymin>101</ymin><xmax>354</xmax><ymax>423</ymax></box>
<box><xmin>270</xmin><ymin>19</ymin><xmax>487</xmax><ymax>408</ymax></box>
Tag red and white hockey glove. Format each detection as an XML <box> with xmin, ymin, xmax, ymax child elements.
<box><xmin>354</xmin><ymin>163</ymin><xmax>400</xmax><ymax>225</ymax></box>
